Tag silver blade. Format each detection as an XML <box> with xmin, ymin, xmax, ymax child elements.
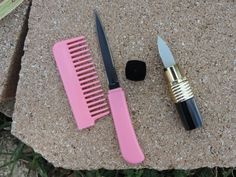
<box><xmin>157</xmin><ymin>36</ymin><xmax>176</xmax><ymax>68</ymax></box>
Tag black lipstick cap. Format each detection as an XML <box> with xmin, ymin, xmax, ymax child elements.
<box><xmin>175</xmin><ymin>97</ymin><xmax>202</xmax><ymax>130</ymax></box>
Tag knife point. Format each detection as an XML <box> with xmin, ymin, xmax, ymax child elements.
<box><xmin>157</xmin><ymin>35</ymin><xmax>164</xmax><ymax>48</ymax></box>
<box><xmin>94</xmin><ymin>10</ymin><xmax>100</xmax><ymax>24</ymax></box>
<box><xmin>157</xmin><ymin>36</ymin><xmax>176</xmax><ymax>68</ymax></box>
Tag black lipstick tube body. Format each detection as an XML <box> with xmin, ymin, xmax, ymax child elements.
<box><xmin>164</xmin><ymin>64</ymin><xmax>203</xmax><ymax>130</ymax></box>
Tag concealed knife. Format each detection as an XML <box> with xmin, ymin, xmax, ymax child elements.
<box><xmin>95</xmin><ymin>11</ymin><xmax>144</xmax><ymax>164</ymax></box>
<box><xmin>157</xmin><ymin>36</ymin><xmax>203</xmax><ymax>130</ymax></box>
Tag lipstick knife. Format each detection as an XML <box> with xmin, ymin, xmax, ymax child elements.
<box><xmin>95</xmin><ymin>12</ymin><xmax>145</xmax><ymax>164</ymax></box>
<box><xmin>157</xmin><ymin>36</ymin><xmax>203</xmax><ymax>130</ymax></box>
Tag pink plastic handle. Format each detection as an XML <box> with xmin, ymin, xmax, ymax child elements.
<box><xmin>108</xmin><ymin>88</ymin><xmax>144</xmax><ymax>164</ymax></box>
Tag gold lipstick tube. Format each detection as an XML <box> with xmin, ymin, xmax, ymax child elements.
<box><xmin>164</xmin><ymin>64</ymin><xmax>203</xmax><ymax>130</ymax></box>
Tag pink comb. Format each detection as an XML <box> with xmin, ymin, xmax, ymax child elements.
<box><xmin>52</xmin><ymin>36</ymin><xmax>110</xmax><ymax>129</ymax></box>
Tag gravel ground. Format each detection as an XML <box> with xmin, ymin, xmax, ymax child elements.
<box><xmin>0</xmin><ymin>131</ymin><xmax>37</xmax><ymax>177</ymax></box>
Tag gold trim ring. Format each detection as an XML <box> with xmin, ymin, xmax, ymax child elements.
<box><xmin>164</xmin><ymin>65</ymin><xmax>194</xmax><ymax>103</ymax></box>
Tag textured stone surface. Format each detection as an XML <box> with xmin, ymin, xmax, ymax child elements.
<box><xmin>0</xmin><ymin>1</ymin><xmax>29</xmax><ymax>115</ymax></box>
<box><xmin>12</xmin><ymin>0</ymin><xmax>236</xmax><ymax>170</ymax></box>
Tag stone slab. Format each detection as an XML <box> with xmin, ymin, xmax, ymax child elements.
<box><xmin>0</xmin><ymin>1</ymin><xmax>29</xmax><ymax>115</ymax></box>
<box><xmin>12</xmin><ymin>0</ymin><xmax>236</xmax><ymax>170</ymax></box>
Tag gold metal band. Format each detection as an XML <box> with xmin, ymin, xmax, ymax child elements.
<box><xmin>164</xmin><ymin>64</ymin><xmax>194</xmax><ymax>103</ymax></box>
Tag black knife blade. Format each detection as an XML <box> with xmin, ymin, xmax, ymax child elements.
<box><xmin>95</xmin><ymin>11</ymin><xmax>120</xmax><ymax>89</ymax></box>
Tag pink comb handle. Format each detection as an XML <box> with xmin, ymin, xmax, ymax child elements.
<box><xmin>52</xmin><ymin>36</ymin><xmax>109</xmax><ymax>129</ymax></box>
<box><xmin>108</xmin><ymin>88</ymin><xmax>145</xmax><ymax>164</ymax></box>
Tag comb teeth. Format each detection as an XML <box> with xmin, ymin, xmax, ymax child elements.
<box><xmin>53</xmin><ymin>36</ymin><xmax>110</xmax><ymax>130</ymax></box>
<box><xmin>66</xmin><ymin>36</ymin><xmax>110</xmax><ymax>121</ymax></box>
